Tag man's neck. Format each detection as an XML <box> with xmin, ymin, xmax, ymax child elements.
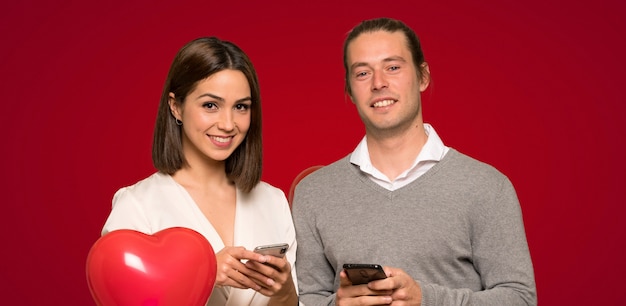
<box><xmin>366</xmin><ymin>123</ymin><xmax>428</xmax><ymax>181</ymax></box>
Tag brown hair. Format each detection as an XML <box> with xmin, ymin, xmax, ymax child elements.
<box><xmin>152</xmin><ymin>37</ymin><xmax>262</xmax><ymax>193</ymax></box>
<box><xmin>343</xmin><ymin>17</ymin><xmax>429</xmax><ymax>95</ymax></box>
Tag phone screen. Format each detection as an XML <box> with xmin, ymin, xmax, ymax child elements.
<box><xmin>343</xmin><ymin>263</ymin><xmax>387</xmax><ymax>285</ymax></box>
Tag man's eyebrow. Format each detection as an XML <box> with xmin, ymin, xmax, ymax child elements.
<box><xmin>383</xmin><ymin>56</ymin><xmax>407</xmax><ymax>63</ymax></box>
<box><xmin>197</xmin><ymin>93</ymin><xmax>252</xmax><ymax>104</ymax></box>
<box><xmin>350</xmin><ymin>62</ymin><xmax>370</xmax><ymax>71</ymax></box>
<box><xmin>350</xmin><ymin>56</ymin><xmax>408</xmax><ymax>71</ymax></box>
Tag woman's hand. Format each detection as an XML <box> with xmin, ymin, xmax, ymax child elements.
<box><xmin>244</xmin><ymin>254</ymin><xmax>298</xmax><ymax>305</ymax></box>
<box><xmin>214</xmin><ymin>246</ymin><xmax>267</xmax><ymax>290</ymax></box>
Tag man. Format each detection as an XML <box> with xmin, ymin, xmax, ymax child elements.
<box><xmin>292</xmin><ymin>17</ymin><xmax>536</xmax><ymax>305</ymax></box>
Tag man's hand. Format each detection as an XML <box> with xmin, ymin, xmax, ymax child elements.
<box><xmin>336</xmin><ymin>266</ymin><xmax>423</xmax><ymax>306</ymax></box>
<box><xmin>368</xmin><ymin>267</ymin><xmax>422</xmax><ymax>306</ymax></box>
<box><xmin>336</xmin><ymin>268</ymin><xmax>392</xmax><ymax>305</ymax></box>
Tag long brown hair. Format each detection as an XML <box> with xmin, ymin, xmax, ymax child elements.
<box><xmin>152</xmin><ymin>37</ymin><xmax>262</xmax><ymax>193</ymax></box>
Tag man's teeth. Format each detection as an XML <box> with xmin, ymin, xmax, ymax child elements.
<box><xmin>373</xmin><ymin>100</ymin><xmax>395</xmax><ymax>107</ymax></box>
<box><xmin>212</xmin><ymin>136</ymin><xmax>231</xmax><ymax>143</ymax></box>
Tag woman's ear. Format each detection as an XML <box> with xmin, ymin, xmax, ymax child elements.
<box><xmin>168</xmin><ymin>93</ymin><xmax>181</xmax><ymax>120</ymax></box>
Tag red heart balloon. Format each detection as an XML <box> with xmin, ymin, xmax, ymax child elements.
<box><xmin>86</xmin><ymin>227</ymin><xmax>217</xmax><ymax>306</ymax></box>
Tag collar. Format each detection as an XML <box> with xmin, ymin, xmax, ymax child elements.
<box><xmin>350</xmin><ymin>123</ymin><xmax>448</xmax><ymax>180</ymax></box>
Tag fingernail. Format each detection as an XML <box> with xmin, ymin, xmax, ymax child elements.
<box><xmin>267</xmin><ymin>278</ymin><xmax>275</xmax><ymax>286</ymax></box>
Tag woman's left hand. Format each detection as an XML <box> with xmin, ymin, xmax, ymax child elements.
<box><xmin>243</xmin><ymin>255</ymin><xmax>297</xmax><ymax>301</ymax></box>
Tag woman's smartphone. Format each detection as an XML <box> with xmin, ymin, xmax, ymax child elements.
<box><xmin>253</xmin><ymin>243</ymin><xmax>289</xmax><ymax>258</ymax></box>
<box><xmin>343</xmin><ymin>263</ymin><xmax>387</xmax><ymax>285</ymax></box>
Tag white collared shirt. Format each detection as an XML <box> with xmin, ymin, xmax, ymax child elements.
<box><xmin>350</xmin><ymin>123</ymin><xmax>449</xmax><ymax>191</ymax></box>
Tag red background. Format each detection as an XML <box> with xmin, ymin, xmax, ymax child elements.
<box><xmin>2</xmin><ymin>0</ymin><xmax>625</xmax><ymax>304</ymax></box>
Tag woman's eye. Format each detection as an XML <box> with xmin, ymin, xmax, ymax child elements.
<box><xmin>236</xmin><ymin>104</ymin><xmax>250</xmax><ymax>111</ymax></box>
<box><xmin>202</xmin><ymin>102</ymin><xmax>216</xmax><ymax>109</ymax></box>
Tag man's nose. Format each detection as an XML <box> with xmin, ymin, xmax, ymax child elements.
<box><xmin>371</xmin><ymin>71</ymin><xmax>388</xmax><ymax>91</ymax></box>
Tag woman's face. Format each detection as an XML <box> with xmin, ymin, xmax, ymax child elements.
<box><xmin>170</xmin><ymin>69</ymin><xmax>252</xmax><ymax>165</ymax></box>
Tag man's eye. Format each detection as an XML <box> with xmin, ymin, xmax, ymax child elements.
<box><xmin>389</xmin><ymin>66</ymin><xmax>400</xmax><ymax>71</ymax></box>
<box><xmin>355</xmin><ymin>71</ymin><xmax>368</xmax><ymax>78</ymax></box>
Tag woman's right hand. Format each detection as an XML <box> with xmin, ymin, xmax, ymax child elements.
<box><xmin>214</xmin><ymin>246</ymin><xmax>268</xmax><ymax>290</ymax></box>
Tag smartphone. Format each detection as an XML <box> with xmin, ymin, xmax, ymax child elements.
<box><xmin>253</xmin><ymin>243</ymin><xmax>289</xmax><ymax>258</ymax></box>
<box><xmin>343</xmin><ymin>263</ymin><xmax>387</xmax><ymax>285</ymax></box>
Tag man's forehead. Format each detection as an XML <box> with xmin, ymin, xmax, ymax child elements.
<box><xmin>346</xmin><ymin>31</ymin><xmax>412</xmax><ymax>65</ymax></box>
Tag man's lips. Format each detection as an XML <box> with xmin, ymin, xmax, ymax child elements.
<box><xmin>371</xmin><ymin>99</ymin><xmax>397</xmax><ymax>108</ymax></box>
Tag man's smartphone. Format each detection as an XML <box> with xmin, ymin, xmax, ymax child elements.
<box><xmin>253</xmin><ymin>243</ymin><xmax>289</xmax><ymax>258</ymax></box>
<box><xmin>343</xmin><ymin>263</ymin><xmax>387</xmax><ymax>285</ymax></box>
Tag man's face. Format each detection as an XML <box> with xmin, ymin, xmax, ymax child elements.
<box><xmin>346</xmin><ymin>30</ymin><xmax>429</xmax><ymax>136</ymax></box>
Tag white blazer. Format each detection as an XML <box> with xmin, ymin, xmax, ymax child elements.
<box><xmin>102</xmin><ymin>172</ymin><xmax>300</xmax><ymax>306</ymax></box>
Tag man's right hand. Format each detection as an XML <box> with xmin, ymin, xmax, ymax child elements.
<box><xmin>336</xmin><ymin>268</ymin><xmax>393</xmax><ymax>305</ymax></box>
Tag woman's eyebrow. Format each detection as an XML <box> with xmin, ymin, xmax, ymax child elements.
<box><xmin>197</xmin><ymin>93</ymin><xmax>252</xmax><ymax>104</ymax></box>
<box><xmin>197</xmin><ymin>93</ymin><xmax>224</xmax><ymax>101</ymax></box>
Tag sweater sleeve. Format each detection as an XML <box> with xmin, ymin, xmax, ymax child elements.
<box><xmin>421</xmin><ymin>177</ymin><xmax>537</xmax><ymax>306</ymax></box>
<box><xmin>292</xmin><ymin>179</ymin><xmax>337</xmax><ymax>306</ymax></box>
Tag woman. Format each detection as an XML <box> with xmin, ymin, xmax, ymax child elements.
<box><xmin>102</xmin><ymin>37</ymin><xmax>299</xmax><ymax>306</ymax></box>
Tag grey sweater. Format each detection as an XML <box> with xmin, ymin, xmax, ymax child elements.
<box><xmin>292</xmin><ymin>149</ymin><xmax>536</xmax><ymax>305</ymax></box>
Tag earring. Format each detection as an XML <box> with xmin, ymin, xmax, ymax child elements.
<box><xmin>175</xmin><ymin>118</ymin><xmax>183</xmax><ymax>126</ymax></box>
